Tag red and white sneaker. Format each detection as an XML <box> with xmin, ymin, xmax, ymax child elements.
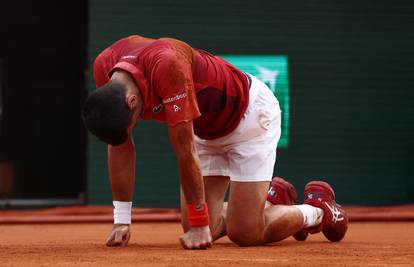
<box><xmin>293</xmin><ymin>181</ymin><xmax>348</xmax><ymax>242</ymax></box>
<box><xmin>267</xmin><ymin>177</ymin><xmax>297</xmax><ymax>205</ymax></box>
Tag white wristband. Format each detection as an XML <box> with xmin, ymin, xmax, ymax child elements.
<box><xmin>113</xmin><ymin>201</ymin><xmax>132</xmax><ymax>225</ymax></box>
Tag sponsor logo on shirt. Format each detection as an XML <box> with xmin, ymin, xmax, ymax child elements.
<box><xmin>173</xmin><ymin>105</ymin><xmax>181</xmax><ymax>112</ymax></box>
<box><xmin>162</xmin><ymin>92</ymin><xmax>187</xmax><ymax>104</ymax></box>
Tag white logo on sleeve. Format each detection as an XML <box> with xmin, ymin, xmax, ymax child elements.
<box><xmin>120</xmin><ymin>55</ymin><xmax>137</xmax><ymax>60</ymax></box>
<box><xmin>173</xmin><ymin>105</ymin><xmax>181</xmax><ymax>112</ymax></box>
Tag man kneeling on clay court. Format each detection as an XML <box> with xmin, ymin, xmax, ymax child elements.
<box><xmin>82</xmin><ymin>35</ymin><xmax>348</xmax><ymax>249</ymax></box>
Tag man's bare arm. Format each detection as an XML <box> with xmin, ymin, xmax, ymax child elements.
<box><xmin>108</xmin><ymin>136</ymin><xmax>136</xmax><ymax>201</ymax></box>
<box><xmin>168</xmin><ymin>120</ymin><xmax>212</xmax><ymax>249</ymax></box>
<box><xmin>168</xmin><ymin>121</ymin><xmax>204</xmax><ymax>206</ymax></box>
<box><xmin>105</xmin><ymin>136</ymin><xmax>135</xmax><ymax>247</ymax></box>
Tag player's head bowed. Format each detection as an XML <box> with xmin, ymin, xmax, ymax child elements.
<box><xmin>82</xmin><ymin>81</ymin><xmax>132</xmax><ymax>146</ymax></box>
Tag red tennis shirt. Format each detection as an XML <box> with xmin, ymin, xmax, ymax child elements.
<box><xmin>93</xmin><ymin>35</ymin><xmax>249</xmax><ymax>140</ymax></box>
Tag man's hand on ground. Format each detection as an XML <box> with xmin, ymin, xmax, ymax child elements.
<box><xmin>179</xmin><ymin>225</ymin><xmax>213</xmax><ymax>249</ymax></box>
<box><xmin>106</xmin><ymin>224</ymin><xmax>131</xmax><ymax>247</ymax></box>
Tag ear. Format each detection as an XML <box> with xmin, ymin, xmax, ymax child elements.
<box><xmin>126</xmin><ymin>94</ymin><xmax>137</xmax><ymax>109</ymax></box>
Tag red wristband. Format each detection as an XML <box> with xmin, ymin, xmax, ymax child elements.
<box><xmin>187</xmin><ymin>203</ymin><xmax>209</xmax><ymax>227</ymax></box>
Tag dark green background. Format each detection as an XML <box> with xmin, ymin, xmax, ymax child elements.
<box><xmin>87</xmin><ymin>0</ymin><xmax>414</xmax><ymax>206</ymax></box>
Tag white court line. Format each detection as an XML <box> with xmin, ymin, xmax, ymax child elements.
<box><xmin>367</xmin><ymin>264</ymin><xmax>412</xmax><ymax>267</ymax></box>
<box><xmin>168</xmin><ymin>258</ymin><xmax>289</xmax><ymax>262</ymax></box>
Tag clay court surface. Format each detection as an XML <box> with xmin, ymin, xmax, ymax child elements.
<box><xmin>0</xmin><ymin>222</ymin><xmax>413</xmax><ymax>267</ymax></box>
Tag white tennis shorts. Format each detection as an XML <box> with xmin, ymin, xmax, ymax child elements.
<box><xmin>194</xmin><ymin>74</ymin><xmax>281</xmax><ymax>182</ymax></box>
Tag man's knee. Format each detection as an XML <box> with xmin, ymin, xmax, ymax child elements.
<box><xmin>226</xmin><ymin>225</ymin><xmax>262</xmax><ymax>246</ymax></box>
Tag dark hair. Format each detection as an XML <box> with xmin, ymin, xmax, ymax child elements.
<box><xmin>82</xmin><ymin>81</ymin><xmax>132</xmax><ymax>146</ymax></box>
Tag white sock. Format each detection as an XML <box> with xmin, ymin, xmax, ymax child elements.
<box><xmin>295</xmin><ymin>204</ymin><xmax>324</xmax><ymax>228</ymax></box>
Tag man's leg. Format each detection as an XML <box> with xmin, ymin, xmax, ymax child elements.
<box><xmin>226</xmin><ymin>181</ymin><xmax>304</xmax><ymax>246</ymax></box>
<box><xmin>180</xmin><ymin>175</ymin><xmax>230</xmax><ymax>241</ymax></box>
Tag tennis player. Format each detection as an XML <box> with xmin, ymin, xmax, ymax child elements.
<box><xmin>82</xmin><ymin>35</ymin><xmax>348</xmax><ymax>249</ymax></box>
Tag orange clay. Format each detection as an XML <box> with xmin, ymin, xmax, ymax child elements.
<box><xmin>0</xmin><ymin>222</ymin><xmax>413</xmax><ymax>267</ymax></box>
